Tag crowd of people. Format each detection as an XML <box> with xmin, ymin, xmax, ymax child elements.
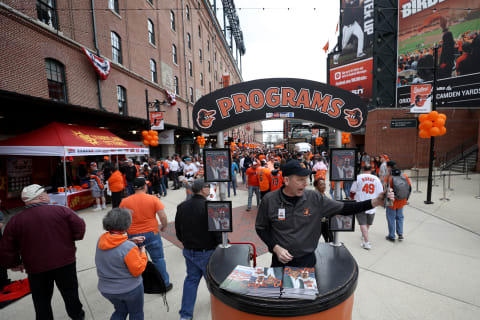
<box><xmin>0</xmin><ymin>145</ymin><xmax>414</xmax><ymax>319</ymax></box>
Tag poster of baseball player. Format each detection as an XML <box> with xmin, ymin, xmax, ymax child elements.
<box><xmin>329</xmin><ymin>148</ymin><xmax>357</xmax><ymax>182</ymax></box>
<box><xmin>203</xmin><ymin>148</ymin><xmax>232</xmax><ymax>183</ymax></box>
<box><xmin>332</xmin><ymin>0</ymin><xmax>374</xmax><ymax>67</ymax></box>
<box><xmin>206</xmin><ymin>201</ymin><xmax>233</xmax><ymax>232</ymax></box>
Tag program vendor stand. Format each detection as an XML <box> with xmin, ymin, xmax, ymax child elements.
<box><xmin>49</xmin><ymin>189</ymin><xmax>95</xmax><ymax>211</ymax></box>
<box><xmin>206</xmin><ymin>243</ymin><xmax>358</xmax><ymax>319</ymax></box>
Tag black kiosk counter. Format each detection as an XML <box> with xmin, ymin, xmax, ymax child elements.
<box><xmin>206</xmin><ymin>243</ymin><xmax>358</xmax><ymax>319</ymax></box>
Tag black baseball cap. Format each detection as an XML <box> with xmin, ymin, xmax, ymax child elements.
<box><xmin>133</xmin><ymin>177</ymin><xmax>146</xmax><ymax>189</ymax></box>
<box><xmin>282</xmin><ymin>160</ymin><xmax>311</xmax><ymax>177</ymax></box>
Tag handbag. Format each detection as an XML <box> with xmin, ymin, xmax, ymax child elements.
<box><xmin>142</xmin><ymin>261</ymin><xmax>169</xmax><ymax>310</ymax></box>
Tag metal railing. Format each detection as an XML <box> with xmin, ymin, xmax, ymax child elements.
<box><xmin>439</xmin><ymin>136</ymin><xmax>478</xmax><ymax>170</ymax></box>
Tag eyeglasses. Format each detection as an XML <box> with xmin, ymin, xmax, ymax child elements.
<box><xmin>203</xmin><ymin>184</ymin><xmax>210</xmax><ymax>188</ymax></box>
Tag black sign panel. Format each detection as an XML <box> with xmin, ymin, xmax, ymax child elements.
<box><xmin>390</xmin><ymin>119</ymin><xmax>417</xmax><ymax>129</ymax></box>
<box><xmin>192</xmin><ymin>78</ymin><xmax>368</xmax><ymax>134</ymax></box>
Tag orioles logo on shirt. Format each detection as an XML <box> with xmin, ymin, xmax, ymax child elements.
<box><xmin>303</xmin><ymin>208</ymin><xmax>311</xmax><ymax>217</ymax></box>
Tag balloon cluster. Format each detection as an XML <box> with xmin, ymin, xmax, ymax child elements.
<box><xmin>196</xmin><ymin>136</ymin><xmax>206</xmax><ymax>148</ymax></box>
<box><xmin>142</xmin><ymin>130</ymin><xmax>158</xmax><ymax>146</ymax></box>
<box><xmin>418</xmin><ymin>111</ymin><xmax>447</xmax><ymax>139</ymax></box>
<box><xmin>341</xmin><ymin>132</ymin><xmax>351</xmax><ymax>145</ymax></box>
<box><xmin>315</xmin><ymin>137</ymin><xmax>324</xmax><ymax>146</ymax></box>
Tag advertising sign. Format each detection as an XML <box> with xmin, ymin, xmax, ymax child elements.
<box><xmin>397</xmin><ymin>0</ymin><xmax>480</xmax><ymax>108</ymax></box>
<box><xmin>150</xmin><ymin>112</ymin><xmax>164</xmax><ymax>130</ymax></box>
<box><xmin>410</xmin><ymin>84</ymin><xmax>432</xmax><ymax>113</ymax></box>
<box><xmin>329</xmin><ymin>0</ymin><xmax>375</xmax><ymax>68</ymax></box>
<box><xmin>329</xmin><ymin>58</ymin><xmax>373</xmax><ymax>102</ymax></box>
<box><xmin>192</xmin><ymin>78</ymin><xmax>368</xmax><ymax>134</ymax></box>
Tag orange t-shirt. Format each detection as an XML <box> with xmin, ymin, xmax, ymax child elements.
<box><xmin>257</xmin><ymin>167</ymin><xmax>271</xmax><ymax>192</ymax></box>
<box><xmin>120</xmin><ymin>193</ymin><xmax>165</xmax><ymax>235</ymax></box>
<box><xmin>269</xmin><ymin>171</ymin><xmax>283</xmax><ymax>191</ymax></box>
<box><xmin>385</xmin><ymin>174</ymin><xmax>411</xmax><ymax>209</ymax></box>
<box><xmin>246</xmin><ymin>167</ymin><xmax>259</xmax><ymax>186</ymax></box>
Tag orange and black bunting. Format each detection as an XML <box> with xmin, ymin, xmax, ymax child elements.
<box><xmin>418</xmin><ymin>111</ymin><xmax>447</xmax><ymax>139</ymax></box>
<box><xmin>341</xmin><ymin>132</ymin><xmax>351</xmax><ymax>145</ymax></box>
<box><xmin>142</xmin><ymin>130</ymin><xmax>158</xmax><ymax>146</ymax></box>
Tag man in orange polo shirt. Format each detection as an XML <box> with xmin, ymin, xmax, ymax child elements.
<box><xmin>120</xmin><ymin>177</ymin><xmax>172</xmax><ymax>290</ymax></box>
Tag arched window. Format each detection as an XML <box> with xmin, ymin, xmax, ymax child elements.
<box><xmin>208</xmin><ymin>61</ymin><xmax>211</xmax><ymax>73</ymax></box>
<box><xmin>199</xmin><ymin>49</ymin><xmax>202</xmax><ymax>63</ymax></box>
<box><xmin>45</xmin><ymin>58</ymin><xmax>67</xmax><ymax>102</ymax></box>
<box><xmin>188</xmin><ymin>60</ymin><xmax>193</xmax><ymax>77</ymax></box>
<box><xmin>148</xmin><ymin>19</ymin><xmax>155</xmax><ymax>45</ymax></box>
<box><xmin>172</xmin><ymin>44</ymin><xmax>177</xmax><ymax>64</ymax></box>
<box><xmin>198</xmin><ymin>24</ymin><xmax>201</xmax><ymax>38</ymax></box>
<box><xmin>200</xmin><ymin>73</ymin><xmax>204</xmax><ymax>86</ymax></box>
<box><xmin>150</xmin><ymin>59</ymin><xmax>157</xmax><ymax>83</ymax></box>
<box><xmin>189</xmin><ymin>87</ymin><xmax>194</xmax><ymax>103</ymax></box>
<box><xmin>170</xmin><ymin>10</ymin><xmax>176</xmax><ymax>31</ymax></box>
<box><xmin>117</xmin><ymin>85</ymin><xmax>127</xmax><ymax>115</ymax></box>
<box><xmin>186</xmin><ymin>4</ymin><xmax>190</xmax><ymax>21</ymax></box>
<box><xmin>37</xmin><ymin>0</ymin><xmax>58</xmax><ymax>29</ymax></box>
<box><xmin>174</xmin><ymin>76</ymin><xmax>179</xmax><ymax>94</ymax></box>
<box><xmin>187</xmin><ymin>33</ymin><xmax>191</xmax><ymax>50</ymax></box>
<box><xmin>111</xmin><ymin>31</ymin><xmax>122</xmax><ymax>64</ymax></box>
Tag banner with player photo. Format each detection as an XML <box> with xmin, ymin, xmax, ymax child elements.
<box><xmin>329</xmin><ymin>58</ymin><xmax>373</xmax><ymax>103</ymax></box>
<box><xmin>329</xmin><ymin>0</ymin><xmax>375</xmax><ymax>68</ymax></box>
<box><xmin>397</xmin><ymin>0</ymin><xmax>480</xmax><ymax>108</ymax></box>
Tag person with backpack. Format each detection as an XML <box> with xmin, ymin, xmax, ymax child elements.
<box><xmin>385</xmin><ymin>161</ymin><xmax>411</xmax><ymax>242</ymax></box>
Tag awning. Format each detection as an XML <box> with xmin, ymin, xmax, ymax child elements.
<box><xmin>0</xmin><ymin>122</ymin><xmax>149</xmax><ymax>156</ymax></box>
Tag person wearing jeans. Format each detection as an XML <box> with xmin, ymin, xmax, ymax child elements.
<box><xmin>175</xmin><ymin>179</ymin><xmax>222</xmax><ymax>320</ymax></box>
<box><xmin>245</xmin><ymin>162</ymin><xmax>260</xmax><ymax>211</ymax></box>
<box><xmin>386</xmin><ymin>207</ymin><xmax>404</xmax><ymax>240</ymax></box>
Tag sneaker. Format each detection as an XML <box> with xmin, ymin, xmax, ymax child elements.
<box><xmin>165</xmin><ymin>283</ymin><xmax>173</xmax><ymax>293</ymax></box>
<box><xmin>361</xmin><ymin>242</ymin><xmax>372</xmax><ymax>250</ymax></box>
<box><xmin>398</xmin><ymin>235</ymin><xmax>404</xmax><ymax>241</ymax></box>
<box><xmin>101</xmin><ymin>205</ymin><xmax>107</xmax><ymax>210</ymax></box>
<box><xmin>93</xmin><ymin>207</ymin><xmax>102</xmax><ymax>211</ymax></box>
<box><xmin>385</xmin><ymin>236</ymin><xmax>395</xmax><ymax>242</ymax></box>
<box><xmin>357</xmin><ymin>52</ymin><xmax>366</xmax><ymax>58</ymax></box>
<box><xmin>246</xmin><ymin>208</ymin><xmax>251</xmax><ymax>212</ymax></box>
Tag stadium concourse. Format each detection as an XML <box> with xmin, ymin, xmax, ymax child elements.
<box><xmin>2</xmin><ymin>171</ymin><xmax>480</xmax><ymax>320</ymax></box>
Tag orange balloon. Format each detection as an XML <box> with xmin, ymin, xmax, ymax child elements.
<box><xmin>418</xmin><ymin>123</ymin><xmax>426</xmax><ymax>130</ymax></box>
<box><xmin>439</xmin><ymin>127</ymin><xmax>447</xmax><ymax>136</ymax></box>
<box><xmin>423</xmin><ymin>120</ymin><xmax>433</xmax><ymax>129</ymax></box>
<box><xmin>152</xmin><ymin>130</ymin><xmax>158</xmax><ymax>136</ymax></box>
<box><xmin>419</xmin><ymin>130</ymin><xmax>430</xmax><ymax>139</ymax></box>
<box><xmin>142</xmin><ymin>130</ymin><xmax>148</xmax><ymax>137</ymax></box>
<box><xmin>151</xmin><ymin>141</ymin><xmax>159</xmax><ymax>146</ymax></box>
<box><xmin>433</xmin><ymin>118</ymin><xmax>445</xmax><ymax>127</ymax></box>
<box><xmin>438</xmin><ymin>113</ymin><xmax>447</xmax><ymax>120</ymax></box>
<box><xmin>429</xmin><ymin>127</ymin><xmax>440</xmax><ymax>136</ymax></box>
<box><xmin>428</xmin><ymin>111</ymin><xmax>439</xmax><ymax>121</ymax></box>
<box><xmin>143</xmin><ymin>139</ymin><xmax>150</xmax><ymax>145</ymax></box>
<box><xmin>419</xmin><ymin>114</ymin><xmax>429</xmax><ymax>122</ymax></box>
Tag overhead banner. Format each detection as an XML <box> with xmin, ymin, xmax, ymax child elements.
<box><xmin>192</xmin><ymin>78</ymin><xmax>368</xmax><ymax>134</ymax></box>
<box><xmin>329</xmin><ymin>0</ymin><xmax>375</xmax><ymax>68</ymax></box>
<box><xmin>329</xmin><ymin>58</ymin><xmax>373</xmax><ymax>103</ymax></box>
<box><xmin>83</xmin><ymin>48</ymin><xmax>111</xmax><ymax>80</ymax></box>
<box><xmin>410</xmin><ymin>84</ymin><xmax>432</xmax><ymax>113</ymax></box>
<box><xmin>397</xmin><ymin>0</ymin><xmax>480</xmax><ymax>108</ymax></box>
<box><xmin>150</xmin><ymin>112</ymin><xmax>164</xmax><ymax>130</ymax></box>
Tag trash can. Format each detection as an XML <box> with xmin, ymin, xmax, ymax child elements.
<box><xmin>206</xmin><ymin>243</ymin><xmax>358</xmax><ymax>319</ymax></box>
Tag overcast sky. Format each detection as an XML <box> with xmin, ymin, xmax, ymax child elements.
<box><xmin>235</xmin><ymin>0</ymin><xmax>340</xmax><ymax>139</ymax></box>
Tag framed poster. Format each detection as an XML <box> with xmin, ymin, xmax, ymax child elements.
<box><xmin>206</xmin><ymin>201</ymin><xmax>232</xmax><ymax>232</ymax></box>
<box><xmin>7</xmin><ymin>157</ymin><xmax>33</xmax><ymax>199</ymax></box>
<box><xmin>329</xmin><ymin>200</ymin><xmax>356</xmax><ymax>232</ymax></box>
<box><xmin>203</xmin><ymin>148</ymin><xmax>232</xmax><ymax>183</ymax></box>
<box><xmin>329</xmin><ymin>148</ymin><xmax>357</xmax><ymax>182</ymax></box>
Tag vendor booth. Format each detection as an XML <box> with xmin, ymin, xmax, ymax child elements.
<box><xmin>0</xmin><ymin>122</ymin><xmax>148</xmax><ymax>209</ymax></box>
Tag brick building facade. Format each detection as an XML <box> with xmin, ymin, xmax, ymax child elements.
<box><xmin>0</xmin><ymin>0</ymin><xmax>260</xmax><ymax>157</ymax></box>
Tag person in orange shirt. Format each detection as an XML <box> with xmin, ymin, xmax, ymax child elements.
<box><xmin>108</xmin><ymin>165</ymin><xmax>126</xmax><ymax>208</ymax></box>
<box><xmin>120</xmin><ymin>177</ymin><xmax>172</xmax><ymax>291</ymax></box>
<box><xmin>385</xmin><ymin>161</ymin><xmax>411</xmax><ymax>242</ymax></box>
<box><xmin>257</xmin><ymin>160</ymin><xmax>271</xmax><ymax>199</ymax></box>
<box><xmin>245</xmin><ymin>161</ymin><xmax>260</xmax><ymax>211</ymax></box>
<box><xmin>269</xmin><ymin>162</ymin><xmax>283</xmax><ymax>192</ymax></box>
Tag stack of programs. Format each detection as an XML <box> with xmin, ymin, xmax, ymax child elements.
<box><xmin>246</xmin><ymin>267</ymin><xmax>283</xmax><ymax>298</ymax></box>
<box><xmin>281</xmin><ymin>267</ymin><xmax>318</xmax><ymax>300</ymax></box>
<box><xmin>219</xmin><ymin>265</ymin><xmax>255</xmax><ymax>295</ymax></box>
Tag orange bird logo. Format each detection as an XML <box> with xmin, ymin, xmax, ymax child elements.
<box><xmin>197</xmin><ymin>109</ymin><xmax>216</xmax><ymax>129</ymax></box>
<box><xmin>343</xmin><ymin>108</ymin><xmax>363</xmax><ymax>128</ymax></box>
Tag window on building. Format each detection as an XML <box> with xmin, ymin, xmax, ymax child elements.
<box><xmin>172</xmin><ymin>44</ymin><xmax>177</xmax><ymax>64</ymax></box>
<box><xmin>111</xmin><ymin>31</ymin><xmax>122</xmax><ymax>64</ymax></box>
<box><xmin>199</xmin><ymin>49</ymin><xmax>202</xmax><ymax>63</ymax></box>
<box><xmin>187</xmin><ymin>33</ymin><xmax>191</xmax><ymax>50</ymax></box>
<box><xmin>207</xmin><ymin>40</ymin><xmax>210</xmax><ymax>52</ymax></box>
<box><xmin>170</xmin><ymin>10</ymin><xmax>176</xmax><ymax>31</ymax></box>
<box><xmin>197</xmin><ymin>1</ymin><xmax>201</xmax><ymax>10</ymax></box>
<box><xmin>198</xmin><ymin>25</ymin><xmax>201</xmax><ymax>38</ymax></box>
<box><xmin>188</xmin><ymin>60</ymin><xmax>193</xmax><ymax>77</ymax></box>
<box><xmin>209</xmin><ymin>81</ymin><xmax>212</xmax><ymax>93</ymax></box>
<box><xmin>174</xmin><ymin>76</ymin><xmax>179</xmax><ymax>95</ymax></box>
<box><xmin>117</xmin><ymin>85</ymin><xmax>127</xmax><ymax>115</ymax></box>
<box><xmin>208</xmin><ymin>61</ymin><xmax>211</xmax><ymax>72</ymax></box>
<box><xmin>36</xmin><ymin>0</ymin><xmax>58</xmax><ymax>29</ymax></box>
<box><xmin>214</xmin><ymin>70</ymin><xmax>217</xmax><ymax>81</ymax></box>
<box><xmin>186</xmin><ymin>4</ymin><xmax>190</xmax><ymax>20</ymax></box>
<box><xmin>177</xmin><ymin>108</ymin><xmax>182</xmax><ymax>126</ymax></box>
<box><xmin>147</xmin><ymin>0</ymin><xmax>153</xmax><ymax>5</ymax></box>
<box><xmin>189</xmin><ymin>87</ymin><xmax>194</xmax><ymax>103</ymax></box>
<box><xmin>148</xmin><ymin>19</ymin><xmax>155</xmax><ymax>45</ymax></box>
<box><xmin>214</xmin><ymin>51</ymin><xmax>217</xmax><ymax>62</ymax></box>
<box><xmin>45</xmin><ymin>58</ymin><xmax>67</xmax><ymax>102</ymax></box>
<box><xmin>200</xmin><ymin>73</ymin><xmax>204</xmax><ymax>86</ymax></box>
<box><xmin>108</xmin><ymin>0</ymin><xmax>119</xmax><ymax>14</ymax></box>
<box><xmin>150</xmin><ymin>59</ymin><xmax>157</xmax><ymax>83</ymax></box>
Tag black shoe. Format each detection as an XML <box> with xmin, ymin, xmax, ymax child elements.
<box><xmin>398</xmin><ymin>235</ymin><xmax>404</xmax><ymax>241</ymax></box>
<box><xmin>165</xmin><ymin>283</ymin><xmax>173</xmax><ymax>292</ymax></box>
<box><xmin>385</xmin><ymin>236</ymin><xmax>395</xmax><ymax>242</ymax></box>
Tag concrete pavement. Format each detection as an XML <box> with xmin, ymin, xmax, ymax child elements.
<box><xmin>2</xmin><ymin>171</ymin><xmax>480</xmax><ymax>320</ymax></box>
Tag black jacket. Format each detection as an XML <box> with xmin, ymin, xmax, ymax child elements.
<box><xmin>175</xmin><ymin>194</ymin><xmax>222</xmax><ymax>250</ymax></box>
